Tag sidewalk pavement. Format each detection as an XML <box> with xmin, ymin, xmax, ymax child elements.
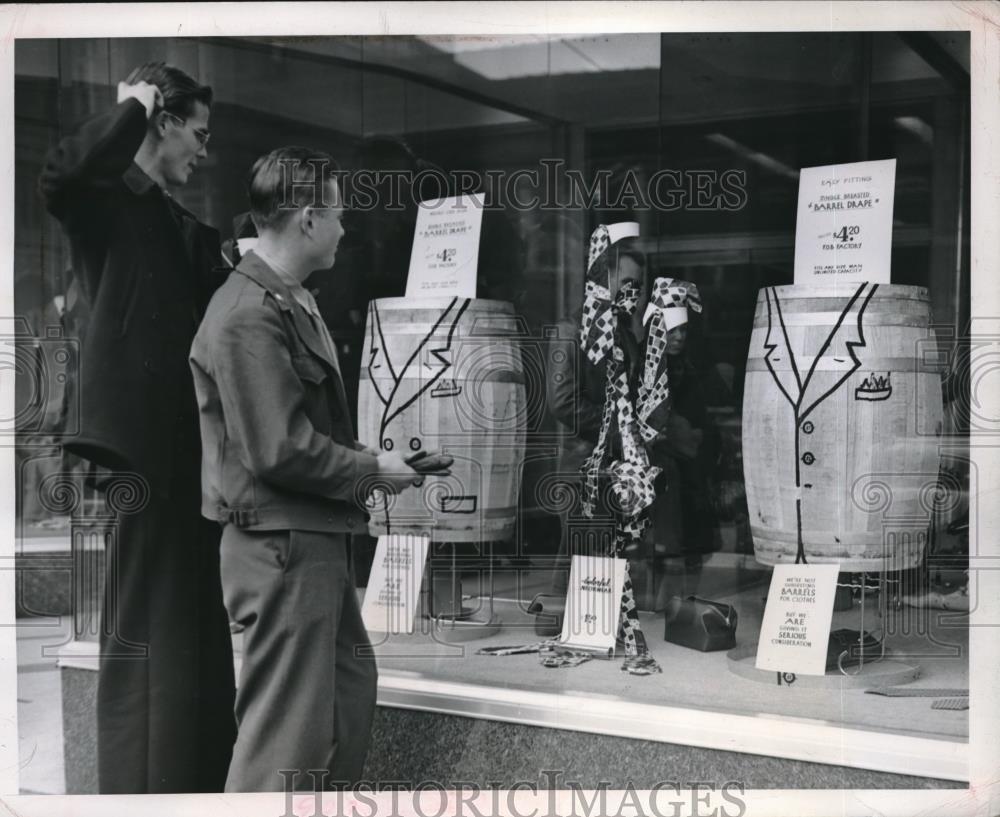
<box><xmin>17</xmin><ymin>615</ymin><xmax>70</xmax><ymax>794</ymax></box>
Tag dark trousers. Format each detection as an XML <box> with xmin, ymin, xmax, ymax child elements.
<box><xmin>97</xmin><ymin>472</ymin><xmax>236</xmax><ymax>793</ymax></box>
<box><xmin>220</xmin><ymin>527</ymin><xmax>378</xmax><ymax>793</ymax></box>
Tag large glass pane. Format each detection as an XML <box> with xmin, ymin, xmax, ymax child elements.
<box><xmin>14</xmin><ymin>29</ymin><xmax>971</xmax><ymax>793</ymax></box>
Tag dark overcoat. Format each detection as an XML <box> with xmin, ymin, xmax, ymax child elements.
<box><xmin>40</xmin><ymin>97</ymin><xmax>227</xmax><ymax>496</ymax></box>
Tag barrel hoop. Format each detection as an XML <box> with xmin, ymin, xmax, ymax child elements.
<box><xmin>371</xmin><ymin>318</ymin><xmax>522</xmax><ymax>329</ymax></box>
<box><xmin>360</xmin><ymin>370</ymin><xmax>525</xmax><ymax>383</ymax></box>
<box><xmin>753</xmin><ymin>311</ymin><xmax>930</xmax><ymax>328</ymax></box>
<box><xmin>765</xmin><ymin>285</ymin><xmax>929</xmax><ymax>300</ymax></box>
<box><xmin>751</xmin><ymin>526</ymin><xmax>883</xmax><ymax>547</ymax></box>
<box><xmin>745</xmin><ymin>356</ymin><xmax>936</xmax><ymax>373</ymax></box>
<box><xmin>369</xmin><ymin>507</ymin><xmax>517</xmax><ymax>520</ymax></box>
<box><xmin>372</xmin><ymin>296</ymin><xmax>516</xmax><ymax>311</ymax></box>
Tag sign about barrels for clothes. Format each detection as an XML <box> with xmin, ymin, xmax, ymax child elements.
<box><xmin>361</xmin><ymin>533</ymin><xmax>430</xmax><ymax>634</ymax></box>
<box><xmin>793</xmin><ymin>159</ymin><xmax>896</xmax><ymax>286</ymax></box>
<box><xmin>755</xmin><ymin>564</ymin><xmax>839</xmax><ymax>676</ymax></box>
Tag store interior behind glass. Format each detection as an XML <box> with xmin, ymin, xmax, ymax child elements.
<box><xmin>16</xmin><ymin>31</ymin><xmax>971</xmax><ymax>748</ymax></box>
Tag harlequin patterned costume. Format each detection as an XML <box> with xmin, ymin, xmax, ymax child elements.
<box><xmin>637</xmin><ymin>277</ymin><xmax>703</xmax><ymax>442</ymax></box>
<box><xmin>479</xmin><ymin>225</ymin><xmax>701</xmax><ymax>675</ymax></box>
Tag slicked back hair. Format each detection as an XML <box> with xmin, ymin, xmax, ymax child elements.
<box><xmin>124</xmin><ymin>61</ymin><xmax>212</xmax><ymax>118</ymax></box>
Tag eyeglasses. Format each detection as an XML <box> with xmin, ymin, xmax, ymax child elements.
<box><xmin>162</xmin><ymin>110</ymin><xmax>211</xmax><ymax>147</ymax></box>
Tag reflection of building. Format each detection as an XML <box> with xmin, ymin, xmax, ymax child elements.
<box><xmin>15</xmin><ymin>30</ymin><xmax>972</xmax><ymax>791</ymax></box>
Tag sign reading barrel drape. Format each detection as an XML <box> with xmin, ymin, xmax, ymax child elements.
<box><xmin>406</xmin><ymin>194</ymin><xmax>484</xmax><ymax>298</ymax></box>
<box><xmin>793</xmin><ymin>159</ymin><xmax>896</xmax><ymax>286</ymax></box>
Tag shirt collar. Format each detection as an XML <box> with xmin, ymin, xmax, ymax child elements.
<box><xmin>252</xmin><ymin>247</ymin><xmax>319</xmax><ymax>318</ymax></box>
<box><xmin>122</xmin><ymin>162</ymin><xmax>159</xmax><ymax>196</ymax></box>
<box><xmin>122</xmin><ymin>162</ymin><xmax>202</xmax><ymax>222</ymax></box>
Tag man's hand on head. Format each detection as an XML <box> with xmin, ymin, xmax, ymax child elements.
<box><xmin>117</xmin><ymin>81</ymin><xmax>164</xmax><ymax>119</ymax></box>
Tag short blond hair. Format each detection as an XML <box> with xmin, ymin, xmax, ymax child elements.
<box><xmin>247</xmin><ymin>146</ymin><xmax>341</xmax><ymax>231</ymax></box>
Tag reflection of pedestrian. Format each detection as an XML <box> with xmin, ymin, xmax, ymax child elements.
<box><xmin>647</xmin><ymin>322</ymin><xmax>715</xmax><ymax>569</ymax></box>
<box><xmin>39</xmin><ymin>62</ymin><xmax>235</xmax><ymax>793</ymax></box>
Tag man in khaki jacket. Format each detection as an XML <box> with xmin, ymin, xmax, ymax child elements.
<box><xmin>190</xmin><ymin>146</ymin><xmax>422</xmax><ymax>792</ymax></box>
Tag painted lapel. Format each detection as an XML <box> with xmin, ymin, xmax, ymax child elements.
<box><xmin>797</xmin><ymin>282</ymin><xmax>879</xmax><ymax>422</ymax></box>
<box><xmin>763</xmin><ymin>287</ymin><xmax>803</xmax><ymax>410</ymax></box>
<box><xmin>371</xmin><ymin>296</ymin><xmax>471</xmax><ymax>440</ymax></box>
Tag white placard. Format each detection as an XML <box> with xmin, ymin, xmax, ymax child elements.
<box><xmin>361</xmin><ymin>533</ymin><xmax>429</xmax><ymax>634</ymax></box>
<box><xmin>793</xmin><ymin>159</ymin><xmax>896</xmax><ymax>285</ymax></box>
<box><xmin>405</xmin><ymin>193</ymin><xmax>485</xmax><ymax>298</ymax></box>
<box><xmin>755</xmin><ymin>564</ymin><xmax>840</xmax><ymax>676</ymax></box>
<box><xmin>559</xmin><ymin>555</ymin><xmax>628</xmax><ymax>655</ymax></box>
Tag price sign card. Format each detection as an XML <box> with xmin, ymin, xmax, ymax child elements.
<box><xmin>559</xmin><ymin>555</ymin><xmax>628</xmax><ymax>655</ymax></box>
<box><xmin>755</xmin><ymin>564</ymin><xmax>839</xmax><ymax>676</ymax></box>
<box><xmin>405</xmin><ymin>193</ymin><xmax>485</xmax><ymax>298</ymax></box>
<box><xmin>793</xmin><ymin>159</ymin><xmax>895</xmax><ymax>286</ymax></box>
<box><xmin>361</xmin><ymin>533</ymin><xmax>430</xmax><ymax>634</ymax></box>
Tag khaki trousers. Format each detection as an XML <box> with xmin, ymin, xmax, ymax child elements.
<box><xmin>220</xmin><ymin>527</ymin><xmax>378</xmax><ymax>792</ymax></box>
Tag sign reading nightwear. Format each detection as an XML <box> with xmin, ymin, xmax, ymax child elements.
<box><xmin>361</xmin><ymin>533</ymin><xmax>429</xmax><ymax>634</ymax></box>
<box><xmin>755</xmin><ymin>564</ymin><xmax>839</xmax><ymax>676</ymax></box>
<box><xmin>405</xmin><ymin>193</ymin><xmax>484</xmax><ymax>298</ymax></box>
<box><xmin>793</xmin><ymin>159</ymin><xmax>895</xmax><ymax>286</ymax></box>
<box><xmin>559</xmin><ymin>555</ymin><xmax>628</xmax><ymax>656</ymax></box>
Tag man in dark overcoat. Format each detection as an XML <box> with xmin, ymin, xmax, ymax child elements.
<box><xmin>39</xmin><ymin>61</ymin><xmax>235</xmax><ymax>793</ymax></box>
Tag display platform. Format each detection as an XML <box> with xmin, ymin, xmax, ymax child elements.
<box><xmin>54</xmin><ymin>549</ymin><xmax>968</xmax><ymax>788</ymax></box>
<box><xmin>365</xmin><ymin>553</ymin><xmax>969</xmax><ymax>783</ymax></box>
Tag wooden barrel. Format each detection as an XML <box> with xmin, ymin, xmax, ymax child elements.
<box><xmin>742</xmin><ymin>283</ymin><xmax>943</xmax><ymax>571</ymax></box>
<box><xmin>358</xmin><ymin>297</ymin><xmax>527</xmax><ymax>542</ymax></box>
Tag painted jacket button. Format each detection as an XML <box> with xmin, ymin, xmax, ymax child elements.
<box><xmin>801</xmin><ymin>452</ymin><xmax>815</xmax><ymax>465</ymax></box>
<box><xmin>801</xmin><ymin>421</ymin><xmax>814</xmax><ymax>434</ymax></box>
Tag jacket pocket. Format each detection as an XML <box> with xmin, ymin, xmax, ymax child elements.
<box><xmin>291</xmin><ymin>353</ymin><xmax>328</xmax><ymax>383</ymax></box>
<box><xmin>291</xmin><ymin>353</ymin><xmax>336</xmax><ymax>432</ymax></box>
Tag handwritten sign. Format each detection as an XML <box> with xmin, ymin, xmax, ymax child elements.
<box><xmin>755</xmin><ymin>564</ymin><xmax>839</xmax><ymax>676</ymax></box>
<box><xmin>794</xmin><ymin>159</ymin><xmax>895</xmax><ymax>286</ymax></box>
<box><xmin>405</xmin><ymin>193</ymin><xmax>485</xmax><ymax>298</ymax></box>
<box><xmin>559</xmin><ymin>555</ymin><xmax>628</xmax><ymax>656</ymax></box>
<box><xmin>361</xmin><ymin>533</ymin><xmax>429</xmax><ymax>634</ymax></box>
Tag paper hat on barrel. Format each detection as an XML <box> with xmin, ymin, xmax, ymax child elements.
<box><xmin>643</xmin><ymin>277</ymin><xmax>703</xmax><ymax>331</ymax></box>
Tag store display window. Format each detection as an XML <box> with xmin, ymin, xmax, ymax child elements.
<box><xmin>15</xmin><ymin>30</ymin><xmax>971</xmax><ymax>785</ymax></box>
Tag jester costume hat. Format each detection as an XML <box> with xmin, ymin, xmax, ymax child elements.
<box><xmin>637</xmin><ymin>276</ymin><xmax>703</xmax><ymax>440</ymax></box>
